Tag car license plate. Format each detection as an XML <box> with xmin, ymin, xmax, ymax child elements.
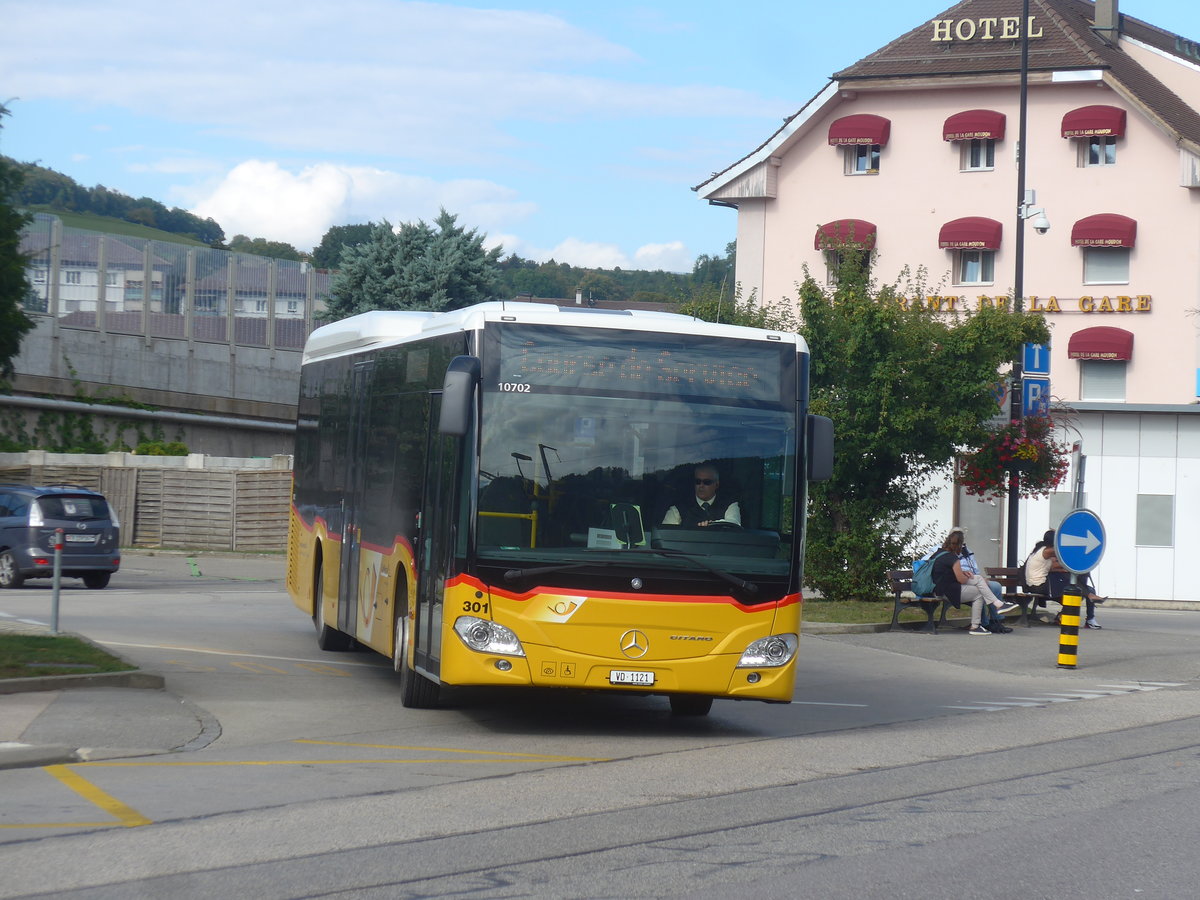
<box><xmin>65</xmin><ymin>534</ymin><xmax>98</xmax><ymax>543</ymax></box>
<box><xmin>609</xmin><ymin>669</ymin><xmax>654</xmax><ymax>686</ymax></box>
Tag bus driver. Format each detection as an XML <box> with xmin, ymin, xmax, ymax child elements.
<box><xmin>662</xmin><ymin>464</ymin><xmax>741</xmax><ymax>528</ymax></box>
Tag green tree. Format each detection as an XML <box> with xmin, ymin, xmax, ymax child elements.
<box><xmin>575</xmin><ymin>271</ymin><xmax>627</xmax><ymax>304</ymax></box>
<box><xmin>0</xmin><ymin>104</ymin><xmax>36</xmax><ymax>380</ymax></box>
<box><xmin>311</xmin><ymin>223</ymin><xmax>374</xmax><ymax>269</ymax></box>
<box><xmin>796</xmin><ymin>250</ymin><xmax>1050</xmax><ymax>602</ymax></box>
<box><xmin>677</xmin><ymin>282</ymin><xmax>796</xmax><ymax>330</ymax></box>
<box><xmin>322</xmin><ymin>210</ymin><xmax>502</xmax><ymax>321</ymax></box>
<box><xmin>691</xmin><ymin>240</ymin><xmax>736</xmax><ymax>286</ymax></box>
<box><xmin>227</xmin><ymin>234</ymin><xmax>303</xmax><ymax>261</ymax></box>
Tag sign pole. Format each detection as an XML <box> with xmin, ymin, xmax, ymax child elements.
<box><xmin>51</xmin><ymin>527</ymin><xmax>64</xmax><ymax>634</ymax></box>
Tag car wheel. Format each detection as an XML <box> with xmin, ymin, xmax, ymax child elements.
<box><xmin>0</xmin><ymin>551</ymin><xmax>25</xmax><ymax>589</ymax></box>
<box><xmin>82</xmin><ymin>571</ymin><xmax>111</xmax><ymax>589</ymax></box>
<box><xmin>313</xmin><ymin>559</ymin><xmax>354</xmax><ymax>651</ymax></box>
<box><xmin>394</xmin><ymin>610</ymin><xmax>439</xmax><ymax>709</ymax></box>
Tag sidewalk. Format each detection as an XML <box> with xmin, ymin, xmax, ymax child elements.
<box><xmin>0</xmin><ymin>550</ymin><xmax>277</xmax><ymax>770</ymax></box>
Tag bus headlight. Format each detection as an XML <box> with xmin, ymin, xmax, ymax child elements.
<box><xmin>736</xmin><ymin>634</ymin><xmax>797</xmax><ymax>668</ymax></box>
<box><xmin>453</xmin><ymin>616</ymin><xmax>526</xmax><ymax>657</ymax></box>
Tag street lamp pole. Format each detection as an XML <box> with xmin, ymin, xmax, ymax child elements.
<box><xmin>1006</xmin><ymin>0</ymin><xmax>1032</xmax><ymax>569</ymax></box>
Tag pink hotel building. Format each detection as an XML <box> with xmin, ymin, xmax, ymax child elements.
<box><xmin>697</xmin><ymin>0</ymin><xmax>1200</xmax><ymax>601</ymax></box>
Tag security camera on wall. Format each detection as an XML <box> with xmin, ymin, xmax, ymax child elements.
<box><xmin>1032</xmin><ymin>212</ymin><xmax>1051</xmax><ymax>235</ymax></box>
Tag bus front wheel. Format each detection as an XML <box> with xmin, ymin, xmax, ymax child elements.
<box><xmin>394</xmin><ymin>612</ymin><xmax>439</xmax><ymax>709</ymax></box>
<box><xmin>669</xmin><ymin>694</ymin><xmax>713</xmax><ymax>716</ymax></box>
<box><xmin>313</xmin><ymin>559</ymin><xmax>353</xmax><ymax>651</ymax></box>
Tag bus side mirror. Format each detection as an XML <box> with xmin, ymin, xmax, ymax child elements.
<box><xmin>806</xmin><ymin>414</ymin><xmax>834</xmax><ymax>482</ymax></box>
<box><xmin>439</xmin><ymin>355</ymin><xmax>481</xmax><ymax>437</ymax></box>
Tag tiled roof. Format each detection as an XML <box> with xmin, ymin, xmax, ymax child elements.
<box><xmin>696</xmin><ymin>0</ymin><xmax>1200</xmax><ymax>192</ymax></box>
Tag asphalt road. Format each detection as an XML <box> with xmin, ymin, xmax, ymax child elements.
<box><xmin>1</xmin><ymin>552</ymin><xmax>1197</xmax><ymax>898</ymax></box>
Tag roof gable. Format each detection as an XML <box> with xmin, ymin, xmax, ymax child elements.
<box><xmin>697</xmin><ymin>0</ymin><xmax>1200</xmax><ymax>195</ymax></box>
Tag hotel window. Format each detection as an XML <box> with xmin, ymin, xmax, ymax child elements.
<box><xmin>255</xmin><ymin>299</ymin><xmax>267</xmax><ymax>313</ymax></box>
<box><xmin>955</xmin><ymin>250</ymin><xmax>995</xmax><ymax>285</ymax></box>
<box><xmin>1083</xmin><ymin>247</ymin><xmax>1129</xmax><ymax>284</ymax></box>
<box><xmin>844</xmin><ymin>144</ymin><xmax>880</xmax><ymax>175</ymax></box>
<box><xmin>64</xmin><ymin>270</ymin><xmax>81</xmax><ymax>285</ymax></box>
<box><xmin>105</xmin><ymin>271</ymin><xmax>119</xmax><ymax>287</ymax></box>
<box><xmin>286</xmin><ymin>300</ymin><xmax>299</xmax><ymax>314</ymax></box>
<box><xmin>1081</xmin><ymin>136</ymin><xmax>1117</xmax><ymax>167</ymax></box>
<box><xmin>961</xmin><ymin>139</ymin><xmax>995</xmax><ymax>171</ymax></box>
<box><xmin>32</xmin><ymin>268</ymin><xmax>47</xmax><ymax>284</ymax></box>
<box><xmin>1079</xmin><ymin>360</ymin><xmax>1126</xmax><ymax>401</ymax></box>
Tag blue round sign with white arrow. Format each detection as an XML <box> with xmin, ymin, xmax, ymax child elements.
<box><xmin>1055</xmin><ymin>508</ymin><xmax>1106</xmax><ymax>575</ymax></box>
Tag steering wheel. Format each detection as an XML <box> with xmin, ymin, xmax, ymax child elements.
<box><xmin>705</xmin><ymin>520</ymin><xmax>743</xmax><ymax>531</ymax></box>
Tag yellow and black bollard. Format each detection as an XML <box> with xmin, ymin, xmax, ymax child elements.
<box><xmin>1057</xmin><ymin>585</ymin><xmax>1084</xmax><ymax>668</ymax></box>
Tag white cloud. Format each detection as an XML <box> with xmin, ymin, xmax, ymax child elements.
<box><xmin>0</xmin><ymin>1</ymin><xmax>776</xmax><ymax>163</ymax></box>
<box><xmin>544</xmin><ymin>238</ymin><xmax>631</xmax><ymax>270</ymax></box>
<box><xmin>189</xmin><ymin>159</ymin><xmax>537</xmax><ymax>250</ymax></box>
<box><xmin>634</xmin><ymin>241</ymin><xmax>692</xmax><ymax>273</ymax></box>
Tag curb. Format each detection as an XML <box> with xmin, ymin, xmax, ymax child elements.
<box><xmin>0</xmin><ymin>742</ymin><xmax>79</xmax><ymax>770</ymax></box>
<box><xmin>0</xmin><ymin>668</ymin><xmax>165</xmax><ymax>695</ymax></box>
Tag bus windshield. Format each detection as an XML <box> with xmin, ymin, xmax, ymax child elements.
<box><xmin>475</xmin><ymin>323</ymin><xmax>799</xmax><ymax>580</ymax></box>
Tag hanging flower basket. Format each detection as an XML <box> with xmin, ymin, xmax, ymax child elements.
<box><xmin>958</xmin><ymin>415</ymin><xmax>1069</xmax><ymax>500</ymax></box>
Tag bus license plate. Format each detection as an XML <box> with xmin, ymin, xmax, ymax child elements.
<box><xmin>609</xmin><ymin>669</ymin><xmax>654</xmax><ymax>686</ymax></box>
<box><xmin>65</xmin><ymin>534</ymin><xmax>98</xmax><ymax>543</ymax></box>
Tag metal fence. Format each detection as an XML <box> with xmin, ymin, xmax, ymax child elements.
<box><xmin>19</xmin><ymin>214</ymin><xmax>330</xmax><ymax>351</ymax></box>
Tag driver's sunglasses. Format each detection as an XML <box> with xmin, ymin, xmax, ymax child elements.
<box><xmin>695</xmin><ymin>478</ymin><xmax>716</xmax><ymax>485</ymax></box>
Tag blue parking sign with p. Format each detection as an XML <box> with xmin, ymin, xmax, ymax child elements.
<box><xmin>1023</xmin><ymin>377</ymin><xmax>1050</xmax><ymax>416</ymax></box>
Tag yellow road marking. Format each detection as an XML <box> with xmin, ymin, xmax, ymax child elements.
<box><xmin>43</xmin><ymin>765</ymin><xmax>152</xmax><ymax>827</ymax></box>
<box><xmin>231</xmin><ymin>661</ymin><xmax>291</xmax><ymax>675</ymax></box>
<box><xmin>294</xmin><ymin>663</ymin><xmax>353</xmax><ymax>677</ymax></box>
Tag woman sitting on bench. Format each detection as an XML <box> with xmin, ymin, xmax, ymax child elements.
<box><xmin>931</xmin><ymin>531</ymin><xmax>1019</xmax><ymax>636</ymax></box>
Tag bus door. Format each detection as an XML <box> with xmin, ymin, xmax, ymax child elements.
<box><xmin>338</xmin><ymin>359</ymin><xmax>374</xmax><ymax>635</ymax></box>
<box><xmin>414</xmin><ymin>393</ymin><xmax>458</xmax><ymax>679</ymax></box>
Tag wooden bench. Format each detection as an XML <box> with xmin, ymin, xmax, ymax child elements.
<box><xmin>983</xmin><ymin>566</ymin><xmax>1039</xmax><ymax>627</ymax></box>
<box><xmin>887</xmin><ymin>569</ymin><xmax>952</xmax><ymax>634</ymax></box>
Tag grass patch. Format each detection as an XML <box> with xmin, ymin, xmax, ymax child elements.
<box><xmin>0</xmin><ymin>634</ymin><xmax>135</xmax><ymax>679</ymax></box>
<box><xmin>27</xmin><ymin>207</ymin><xmax>210</xmax><ymax>247</ymax></box>
<box><xmin>803</xmin><ymin>599</ymin><xmax>934</xmax><ymax>625</ymax></box>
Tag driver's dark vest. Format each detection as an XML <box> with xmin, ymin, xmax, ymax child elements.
<box><xmin>675</xmin><ymin>497</ymin><xmax>732</xmax><ymax>526</ymax></box>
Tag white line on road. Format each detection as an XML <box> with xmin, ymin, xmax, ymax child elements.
<box><xmin>100</xmin><ymin>641</ymin><xmax>380</xmax><ymax>667</ymax></box>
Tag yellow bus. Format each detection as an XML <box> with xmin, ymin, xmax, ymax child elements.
<box><xmin>286</xmin><ymin>302</ymin><xmax>832</xmax><ymax>715</ymax></box>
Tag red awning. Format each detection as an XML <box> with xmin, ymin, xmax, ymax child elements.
<box><xmin>1071</xmin><ymin>214</ymin><xmax>1137</xmax><ymax>248</ymax></box>
<box><xmin>943</xmin><ymin>110</ymin><xmax>1006</xmax><ymax>141</ymax></box>
<box><xmin>1061</xmin><ymin>105</ymin><xmax>1126</xmax><ymax>138</ymax></box>
<box><xmin>814</xmin><ymin>219</ymin><xmax>877</xmax><ymax>250</ymax></box>
<box><xmin>828</xmin><ymin>114</ymin><xmax>891</xmax><ymax>146</ymax></box>
<box><xmin>1068</xmin><ymin>326</ymin><xmax>1133</xmax><ymax>360</ymax></box>
<box><xmin>939</xmin><ymin>217</ymin><xmax>1003</xmax><ymax>249</ymax></box>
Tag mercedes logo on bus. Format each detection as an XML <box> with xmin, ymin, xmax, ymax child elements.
<box><xmin>619</xmin><ymin>629</ymin><xmax>649</xmax><ymax>659</ymax></box>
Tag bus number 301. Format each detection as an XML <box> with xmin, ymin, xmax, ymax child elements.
<box><xmin>497</xmin><ymin>383</ymin><xmax>531</xmax><ymax>393</ymax></box>
<box><xmin>463</xmin><ymin>600</ymin><xmax>490</xmax><ymax>614</ymax></box>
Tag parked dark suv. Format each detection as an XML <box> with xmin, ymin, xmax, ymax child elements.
<box><xmin>0</xmin><ymin>483</ymin><xmax>121</xmax><ymax>589</ymax></box>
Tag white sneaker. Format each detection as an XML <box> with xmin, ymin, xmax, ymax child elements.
<box><xmin>968</xmin><ymin>625</ymin><xmax>991</xmax><ymax>636</ymax></box>
<box><xmin>995</xmin><ymin>602</ymin><xmax>1020</xmax><ymax>615</ymax></box>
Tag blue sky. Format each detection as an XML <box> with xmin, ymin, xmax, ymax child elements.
<box><xmin>1</xmin><ymin>1</ymin><xmax>1194</xmax><ymax>271</ymax></box>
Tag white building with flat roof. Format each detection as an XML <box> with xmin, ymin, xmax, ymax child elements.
<box><xmin>697</xmin><ymin>0</ymin><xmax>1200</xmax><ymax>601</ymax></box>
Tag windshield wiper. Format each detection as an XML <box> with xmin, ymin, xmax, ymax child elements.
<box><xmin>502</xmin><ymin>550</ymin><xmax>758</xmax><ymax>598</ymax></box>
<box><xmin>623</xmin><ymin>548</ymin><xmax>759</xmax><ymax>597</ymax></box>
<box><xmin>502</xmin><ymin>558</ymin><xmax>625</xmax><ymax>582</ymax></box>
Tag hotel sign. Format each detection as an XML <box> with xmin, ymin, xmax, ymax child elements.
<box><xmin>931</xmin><ymin>17</ymin><xmax>1043</xmax><ymax>42</ymax></box>
<box><xmin>900</xmin><ymin>295</ymin><xmax>1153</xmax><ymax>313</ymax></box>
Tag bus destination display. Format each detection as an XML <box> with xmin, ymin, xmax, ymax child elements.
<box><xmin>493</xmin><ymin>325</ymin><xmax>784</xmax><ymax>403</ymax></box>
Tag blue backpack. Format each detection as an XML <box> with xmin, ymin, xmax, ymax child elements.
<box><xmin>912</xmin><ymin>551</ymin><xmax>950</xmax><ymax>597</ymax></box>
